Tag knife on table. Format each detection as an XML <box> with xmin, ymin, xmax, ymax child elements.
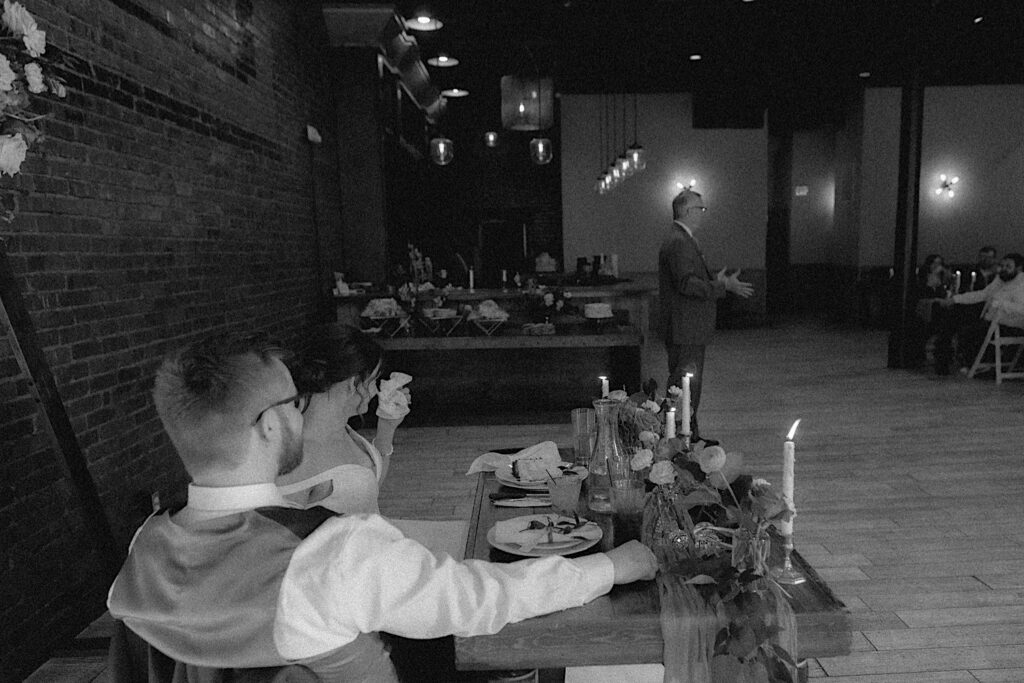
<box><xmin>489</xmin><ymin>492</ymin><xmax>550</xmax><ymax>500</ymax></box>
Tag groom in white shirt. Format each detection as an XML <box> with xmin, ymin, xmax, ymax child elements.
<box><xmin>107</xmin><ymin>331</ymin><xmax>657</xmax><ymax>682</ymax></box>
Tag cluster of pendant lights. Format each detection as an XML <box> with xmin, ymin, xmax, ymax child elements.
<box><xmin>406</xmin><ymin>8</ymin><xmax>555</xmax><ymax>167</ymax></box>
<box><xmin>596</xmin><ymin>94</ymin><xmax>646</xmax><ymax>194</ymax></box>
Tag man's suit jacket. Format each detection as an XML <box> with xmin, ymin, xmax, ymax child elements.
<box><xmin>658</xmin><ymin>223</ymin><xmax>726</xmax><ymax>346</ymax></box>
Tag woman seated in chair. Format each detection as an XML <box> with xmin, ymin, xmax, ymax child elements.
<box><xmin>909</xmin><ymin>254</ymin><xmax>955</xmax><ymax>373</ymax></box>
<box><xmin>276</xmin><ymin>326</ymin><xmax>410</xmax><ymax>514</ymax></box>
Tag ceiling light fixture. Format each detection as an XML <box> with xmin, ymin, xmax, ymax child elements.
<box><xmin>689</xmin><ymin>54</ymin><xmax>702</xmax><ymax>61</ymax></box>
<box><xmin>406</xmin><ymin>11</ymin><xmax>443</xmax><ymax>31</ymax></box>
<box><xmin>427</xmin><ymin>53</ymin><xmax>459</xmax><ymax>67</ymax></box>
<box><xmin>973</xmin><ymin>15</ymin><xmax>983</xmax><ymax>24</ymax></box>
<box><xmin>484</xmin><ymin>131</ymin><xmax>499</xmax><ymax>147</ymax></box>
<box><xmin>859</xmin><ymin>71</ymin><xmax>871</xmax><ymax>78</ymax></box>
<box><xmin>441</xmin><ymin>88</ymin><xmax>469</xmax><ymax>97</ymax></box>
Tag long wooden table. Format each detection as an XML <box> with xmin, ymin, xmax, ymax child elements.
<box><xmin>454</xmin><ymin>472</ymin><xmax>852</xmax><ymax>674</ymax></box>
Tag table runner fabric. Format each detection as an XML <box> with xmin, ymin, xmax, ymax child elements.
<box><xmin>658</xmin><ymin>575</ymin><xmax>798</xmax><ymax>683</ymax></box>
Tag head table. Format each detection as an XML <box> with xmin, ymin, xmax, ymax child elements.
<box><xmin>454</xmin><ymin>466</ymin><xmax>852</xmax><ymax>678</ymax></box>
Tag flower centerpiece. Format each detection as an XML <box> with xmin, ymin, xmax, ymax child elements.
<box><xmin>0</xmin><ymin>1</ymin><xmax>67</xmax><ymax>220</ymax></box>
<box><xmin>639</xmin><ymin>428</ymin><xmax>800</xmax><ymax>681</ymax></box>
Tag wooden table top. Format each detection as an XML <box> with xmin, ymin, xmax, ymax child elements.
<box><xmin>454</xmin><ymin>471</ymin><xmax>853</xmax><ymax>672</ymax></box>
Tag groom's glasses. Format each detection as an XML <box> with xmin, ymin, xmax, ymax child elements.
<box><xmin>253</xmin><ymin>393</ymin><xmax>312</xmax><ymax>425</ymax></box>
<box><xmin>689</xmin><ymin>206</ymin><xmax>707</xmax><ymax>213</ymax></box>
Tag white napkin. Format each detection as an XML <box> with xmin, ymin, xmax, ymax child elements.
<box><xmin>493</xmin><ymin>516</ymin><xmax>601</xmax><ymax>552</ymax></box>
<box><xmin>376</xmin><ymin>372</ymin><xmax>412</xmax><ymax>420</ymax></box>
<box><xmin>494</xmin><ymin>498</ymin><xmax>551</xmax><ymax>508</ymax></box>
<box><xmin>465</xmin><ymin>441</ymin><xmax>561</xmax><ymax>476</ymax></box>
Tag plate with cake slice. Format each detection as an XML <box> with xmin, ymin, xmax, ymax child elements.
<box><xmin>494</xmin><ymin>462</ymin><xmax>588</xmax><ymax>491</ymax></box>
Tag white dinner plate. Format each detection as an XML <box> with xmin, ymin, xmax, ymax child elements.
<box><xmin>494</xmin><ymin>464</ymin><xmax>589</xmax><ymax>491</ymax></box>
<box><xmin>487</xmin><ymin>515</ymin><xmax>602</xmax><ymax>557</ymax></box>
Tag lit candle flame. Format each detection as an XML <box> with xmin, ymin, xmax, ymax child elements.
<box><xmin>685</xmin><ymin>372</ymin><xmax>693</xmax><ymax>378</ymax></box>
<box><xmin>598</xmin><ymin>375</ymin><xmax>607</xmax><ymax>381</ymax></box>
<box><xmin>786</xmin><ymin>419</ymin><xmax>801</xmax><ymax>441</ymax></box>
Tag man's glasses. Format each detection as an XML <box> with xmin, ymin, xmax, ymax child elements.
<box><xmin>689</xmin><ymin>206</ymin><xmax>708</xmax><ymax>213</ymax></box>
<box><xmin>253</xmin><ymin>393</ymin><xmax>312</xmax><ymax>425</ymax></box>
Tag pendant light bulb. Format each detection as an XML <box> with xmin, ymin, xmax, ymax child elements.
<box><xmin>530</xmin><ymin>137</ymin><xmax>553</xmax><ymax>165</ymax></box>
<box><xmin>430</xmin><ymin>136</ymin><xmax>454</xmax><ymax>166</ymax></box>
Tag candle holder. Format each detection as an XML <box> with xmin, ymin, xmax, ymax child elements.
<box><xmin>772</xmin><ymin>535</ymin><xmax>807</xmax><ymax>585</ymax></box>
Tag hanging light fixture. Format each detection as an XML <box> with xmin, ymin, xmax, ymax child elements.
<box><xmin>405</xmin><ymin>8</ymin><xmax>443</xmax><ymax>31</ymax></box>
<box><xmin>529</xmin><ymin>74</ymin><xmax>553</xmax><ymax>165</ymax></box>
<box><xmin>530</xmin><ymin>137</ymin><xmax>553</xmax><ymax>165</ymax></box>
<box><xmin>501</xmin><ymin>75</ymin><xmax>554</xmax><ymax>131</ymax></box>
<box><xmin>430</xmin><ymin>136</ymin><xmax>454</xmax><ymax>165</ymax></box>
<box><xmin>484</xmin><ymin>131</ymin><xmax>499</xmax><ymax>147</ymax></box>
<box><xmin>627</xmin><ymin>93</ymin><xmax>647</xmax><ymax>173</ymax></box>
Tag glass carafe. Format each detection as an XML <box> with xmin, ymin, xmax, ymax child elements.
<box><xmin>587</xmin><ymin>398</ymin><xmax>629</xmax><ymax>512</ymax></box>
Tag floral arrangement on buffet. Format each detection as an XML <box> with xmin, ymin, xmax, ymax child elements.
<box><xmin>604</xmin><ymin>382</ymin><xmax>800</xmax><ymax>682</ymax></box>
<box><xmin>0</xmin><ymin>1</ymin><xmax>67</xmax><ymax>220</ymax></box>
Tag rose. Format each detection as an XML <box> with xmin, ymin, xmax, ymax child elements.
<box><xmin>750</xmin><ymin>477</ymin><xmax>772</xmax><ymax>493</ymax></box>
<box><xmin>21</xmin><ymin>25</ymin><xmax>45</xmax><ymax>57</ymax></box>
<box><xmin>640</xmin><ymin>400</ymin><xmax>660</xmax><ymax>413</ymax></box>
<box><xmin>638</xmin><ymin>430</ymin><xmax>659</xmax><ymax>446</ymax></box>
<box><xmin>23</xmin><ymin>62</ymin><xmax>44</xmax><ymax>94</ymax></box>
<box><xmin>606</xmin><ymin>389</ymin><xmax>628</xmax><ymax>401</ymax></box>
<box><xmin>0</xmin><ymin>133</ymin><xmax>27</xmax><ymax>175</ymax></box>
<box><xmin>649</xmin><ymin>460</ymin><xmax>676</xmax><ymax>485</ymax></box>
<box><xmin>668</xmin><ymin>385</ymin><xmax>683</xmax><ymax>397</ymax></box>
<box><xmin>696</xmin><ymin>445</ymin><xmax>727</xmax><ymax>473</ymax></box>
<box><xmin>0</xmin><ymin>55</ymin><xmax>14</xmax><ymax>91</ymax></box>
<box><xmin>630</xmin><ymin>448</ymin><xmax>653</xmax><ymax>471</ymax></box>
<box><xmin>2</xmin><ymin>0</ymin><xmax>36</xmax><ymax>35</ymax></box>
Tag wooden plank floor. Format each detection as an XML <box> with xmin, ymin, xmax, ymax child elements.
<box><xmin>29</xmin><ymin>322</ymin><xmax>1024</xmax><ymax>681</ymax></box>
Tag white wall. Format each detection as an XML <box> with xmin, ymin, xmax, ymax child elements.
<box><xmin>561</xmin><ymin>93</ymin><xmax>768</xmax><ymax>274</ymax></box>
<box><xmin>859</xmin><ymin>85</ymin><xmax>1024</xmax><ymax>267</ymax></box>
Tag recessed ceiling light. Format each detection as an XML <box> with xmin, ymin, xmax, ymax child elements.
<box><xmin>973</xmin><ymin>15</ymin><xmax>983</xmax><ymax>23</ymax></box>
<box><xmin>427</xmin><ymin>54</ymin><xmax>459</xmax><ymax>67</ymax></box>
<box><xmin>405</xmin><ymin>13</ymin><xmax>443</xmax><ymax>31</ymax></box>
<box><xmin>441</xmin><ymin>88</ymin><xmax>469</xmax><ymax>98</ymax></box>
<box><xmin>859</xmin><ymin>71</ymin><xmax>871</xmax><ymax>78</ymax></box>
<box><xmin>689</xmin><ymin>54</ymin><xmax>702</xmax><ymax>61</ymax></box>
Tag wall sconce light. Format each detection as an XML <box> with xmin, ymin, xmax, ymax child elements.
<box><xmin>430</xmin><ymin>136</ymin><xmax>453</xmax><ymax>165</ymax></box>
<box><xmin>935</xmin><ymin>173</ymin><xmax>959</xmax><ymax>198</ymax></box>
<box><xmin>484</xmin><ymin>131</ymin><xmax>499</xmax><ymax>147</ymax></box>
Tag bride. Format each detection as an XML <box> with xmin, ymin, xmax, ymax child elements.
<box><xmin>277</xmin><ymin>326</ymin><xmax>410</xmax><ymax>514</ymax></box>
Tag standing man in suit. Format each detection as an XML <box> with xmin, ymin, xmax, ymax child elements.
<box><xmin>658</xmin><ymin>189</ymin><xmax>753</xmax><ymax>441</ymax></box>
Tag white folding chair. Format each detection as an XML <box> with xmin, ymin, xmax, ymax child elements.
<box><xmin>967</xmin><ymin>312</ymin><xmax>1024</xmax><ymax>384</ymax></box>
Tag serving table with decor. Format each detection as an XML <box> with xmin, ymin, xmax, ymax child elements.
<box><xmin>337</xmin><ymin>278</ymin><xmax>656</xmax><ymax>421</ymax></box>
<box><xmin>454</xmin><ymin>469</ymin><xmax>852</xmax><ymax>680</ymax></box>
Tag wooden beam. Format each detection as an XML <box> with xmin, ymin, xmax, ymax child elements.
<box><xmin>0</xmin><ymin>241</ymin><xmax>123</xmax><ymax>578</ymax></box>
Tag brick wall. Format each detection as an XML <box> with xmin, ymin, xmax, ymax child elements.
<box><xmin>0</xmin><ymin>1</ymin><xmax>344</xmax><ymax>677</ymax></box>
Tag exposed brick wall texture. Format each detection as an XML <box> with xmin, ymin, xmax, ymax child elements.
<box><xmin>0</xmin><ymin>1</ymin><xmax>344</xmax><ymax>677</ymax></box>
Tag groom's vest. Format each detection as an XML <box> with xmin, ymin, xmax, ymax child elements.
<box><xmin>108</xmin><ymin>506</ymin><xmax>395</xmax><ymax>682</ymax></box>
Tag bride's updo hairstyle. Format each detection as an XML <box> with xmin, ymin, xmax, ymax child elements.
<box><xmin>290</xmin><ymin>325</ymin><xmax>384</xmax><ymax>395</ymax></box>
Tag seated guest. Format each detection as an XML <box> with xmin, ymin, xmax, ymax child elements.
<box><xmin>908</xmin><ymin>254</ymin><xmax>954</xmax><ymax>371</ymax></box>
<box><xmin>277</xmin><ymin>326</ymin><xmax>403</xmax><ymax>514</ymax></box>
<box><xmin>107</xmin><ymin>331</ymin><xmax>657</xmax><ymax>681</ymax></box>
<box><xmin>940</xmin><ymin>253</ymin><xmax>1024</xmax><ymax>370</ymax></box>
<box><xmin>971</xmin><ymin>246</ymin><xmax>1000</xmax><ymax>291</ymax></box>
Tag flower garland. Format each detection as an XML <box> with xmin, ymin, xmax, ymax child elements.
<box><xmin>0</xmin><ymin>1</ymin><xmax>67</xmax><ymax>220</ymax></box>
<box><xmin>606</xmin><ymin>380</ymin><xmax>800</xmax><ymax>681</ymax></box>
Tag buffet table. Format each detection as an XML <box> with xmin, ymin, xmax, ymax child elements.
<box><xmin>337</xmin><ymin>278</ymin><xmax>656</xmax><ymax>421</ymax></box>
<box><xmin>454</xmin><ymin>472</ymin><xmax>852</xmax><ymax>677</ymax></box>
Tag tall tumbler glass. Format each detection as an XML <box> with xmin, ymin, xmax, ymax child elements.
<box><xmin>570</xmin><ymin>408</ymin><xmax>596</xmax><ymax>467</ymax></box>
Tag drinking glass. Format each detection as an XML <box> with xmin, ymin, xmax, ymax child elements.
<box><xmin>611</xmin><ymin>481</ymin><xmax>646</xmax><ymax>546</ymax></box>
<box><xmin>546</xmin><ymin>474</ymin><xmax>583</xmax><ymax>516</ymax></box>
<box><xmin>570</xmin><ymin>407</ymin><xmax>596</xmax><ymax>467</ymax></box>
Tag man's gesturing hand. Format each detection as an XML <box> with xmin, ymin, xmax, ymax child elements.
<box><xmin>717</xmin><ymin>268</ymin><xmax>754</xmax><ymax>298</ymax></box>
<box><xmin>606</xmin><ymin>540</ymin><xmax>659</xmax><ymax>584</ymax></box>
